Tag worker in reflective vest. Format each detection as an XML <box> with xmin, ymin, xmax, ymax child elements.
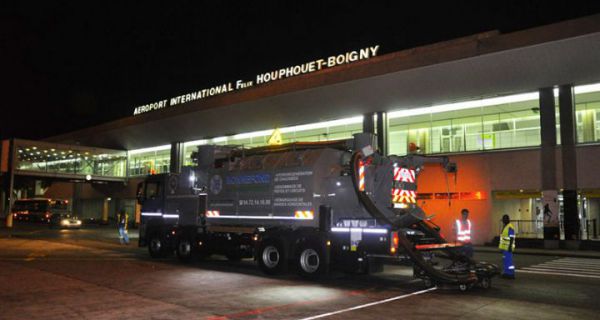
<box><xmin>455</xmin><ymin>208</ymin><xmax>473</xmax><ymax>258</ymax></box>
<box><xmin>499</xmin><ymin>214</ymin><xmax>516</xmax><ymax>279</ymax></box>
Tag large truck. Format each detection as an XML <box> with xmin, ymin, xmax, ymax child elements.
<box><xmin>136</xmin><ymin>134</ymin><xmax>498</xmax><ymax>290</ymax></box>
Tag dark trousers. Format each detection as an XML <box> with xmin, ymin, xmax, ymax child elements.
<box><xmin>462</xmin><ymin>243</ymin><xmax>473</xmax><ymax>258</ymax></box>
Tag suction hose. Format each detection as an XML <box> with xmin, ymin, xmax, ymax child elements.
<box><xmin>349</xmin><ymin>151</ymin><xmax>476</xmax><ymax>285</ymax></box>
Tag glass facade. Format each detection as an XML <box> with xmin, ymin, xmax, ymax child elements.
<box><xmin>388</xmin><ymin>92</ymin><xmax>541</xmax><ymax>155</ymax></box>
<box><xmin>182</xmin><ymin>117</ymin><xmax>363</xmax><ymax>165</ymax></box>
<box><xmin>127</xmin><ymin>145</ymin><xmax>171</xmax><ymax>176</ymax></box>
<box><xmin>574</xmin><ymin>84</ymin><xmax>600</xmax><ymax>144</ymax></box>
<box><xmin>15</xmin><ymin>139</ymin><xmax>127</xmax><ymax>178</ymax></box>
<box><xmin>21</xmin><ymin>82</ymin><xmax>595</xmax><ymax>179</ymax></box>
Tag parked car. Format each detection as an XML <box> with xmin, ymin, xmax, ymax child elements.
<box><xmin>50</xmin><ymin>213</ymin><xmax>82</xmax><ymax>229</ymax></box>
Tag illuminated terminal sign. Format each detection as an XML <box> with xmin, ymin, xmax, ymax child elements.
<box><xmin>132</xmin><ymin>45</ymin><xmax>380</xmax><ymax>115</ymax></box>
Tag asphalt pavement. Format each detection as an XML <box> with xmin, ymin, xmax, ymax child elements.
<box><xmin>0</xmin><ymin>224</ymin><xmax>599</xmax><ymax>319</ymax></box>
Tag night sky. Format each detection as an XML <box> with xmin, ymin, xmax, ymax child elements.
<box><xmin>3</xmin><ymin>1</ymin><xmax>600</xmax><ymax>140</ymax></box>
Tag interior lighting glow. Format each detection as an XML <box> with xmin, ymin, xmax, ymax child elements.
<box><xmin>128</xmin><ymin>145</ymin><xmax>171</xmax><ymax>155</ymax></box>
<box><xmin>574</xmin><ymin>82</ymin><xmax>600</xmax><ymax>94</ymax></box>
<box><xmin>233</xmin><ymin>129</ymin><xmax>275</xmax><ymax>140</ymax></box>
<box><xmin>279</xmin><ymin>116</ymin><xmax>364</xmax><ymax>134</ymax></box>
<box><xmin>208</xmin><ymin>116</ymin><xmax>364</xmax><ymax>143</ymax></box>
<box><xmin>184</xmin><ymin>139</ymin><xmax>209</xmax><ymax>147</ymax></box>
<box><xmin>212</xmin><ymin>136</ymin><xmax>228</xmax><ymax>143</ymax></box>
<box><xmin>388</xmin><ymin>92</ymin><xmax>539</xmax><ymax>119</ymax></box>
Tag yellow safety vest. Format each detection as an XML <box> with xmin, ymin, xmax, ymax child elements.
<box><xmin>499</xmin><ymin>223</ymin><xmax>516</xmax><ymax>251</ymax></box>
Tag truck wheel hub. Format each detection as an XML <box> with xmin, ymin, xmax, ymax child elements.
<box><xmin>300</xmin><ymin>248</ymin><xmax>320</xmax><ymax>273</ymax></box>
<box><xmin>179</xmin><ymin>241</ymin><xmax>191</xmax><ymax>256</ymax></box>
<box><xmin>151</xmin><ymin>238</ymin><xmax>162</xmax><ymax>251</ymax></box>
<box><xmin>262</xmin><ymin>246</ymin><xmax>280</xmax><ymax>268</ymax></box>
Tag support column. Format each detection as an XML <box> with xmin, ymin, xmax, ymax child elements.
<box><xmin>539</xmin><ymin>87</ymin><xmax>560</xmax><ymax>248</ymax></box>
<box><xmin>72</xmin><ymin>182</ymin><xmax>82</xmax><ymax>222</ymax></box>
<box><xmin>3</xmin><ymin>139</ymin><xmax>15</xmax><ymax>228</ymax></box>
<box><xmin>559</xmin><ymin>85</ymin><xmax>580</xmax><ymax>246</ymax></box>
<box><xmin>170</xmin><ymin>142</ymin><xmax>184</xmax><ymax>174</ymax></box>
<box><xmin>134</xmin><ymin>201</ymin><xmax>141</xmax><ymax>227</ymax></box>
<box><xmin>362</xmin><ymin>112</ymin><xmax>375</xmax><ymax>135</ymax></box>
<box><xmin>102</xmin><ymin>198</ymin><xmax>110</xmax><ymax>224</ymax></box>
<box><xmin>363</xmin><ymin>112</ymin><xmax>388</xmax><ymax>155</ymax></box>
<box><xmin>376</xmin><ymin>111</ymin><xmax>388</xmax><ymax>155</ymax></box>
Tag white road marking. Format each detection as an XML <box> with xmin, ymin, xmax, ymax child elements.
<box><xmin>526</xmin><ymin>265</ymin><xmax>600</xmax><ymax>273</ymax></box>
<box><xmin>519</xmin><ymin>257</ymin><xmax>600</xmax><ymax>279</ymax></box>
<box><xmin>297</xmin><ymin>287</ymin><xmax>437</xmax><ymax>320</ymax></box>
<box><xmin>518</xmin><ymin>269</ymin><xmax>600</xmax><ymax>279</ymax></box>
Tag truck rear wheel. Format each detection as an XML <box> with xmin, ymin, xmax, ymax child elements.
<box><xmin>258</xmin><ymin>239</ymin><xmax>288</xmax><ymax>275</ymax></box>
<box><xmin>148</xmin><ymin>234</ymin><xmax>167</xmax><ymax>258</ymax></box>
<box><xmin>176</xmin><ymin>237</ymin><xmax>194</xmax><ymax>262</ymax></box>
<box><xmin>297</xmin><ymin>242</ymin><xmax>327</xmax><ymax>278</ymax></box>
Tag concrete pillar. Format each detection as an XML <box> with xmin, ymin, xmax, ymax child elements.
<box><xmin>102</xmin><ymin>198</ymin><xmax>109</xmax><ymax>224</ymax></box>
<box><xmin>3</xmin><ymin>139</ymin><xmax>15</xmax><ymax>228</ymax></box>
<box><xmin>169</xmin><ymin>142</ymin><xmax>184</xmax><ymax>174</ymax></box>
<box><xmin>539</xmin><ymin>87</ymin><xmax>560</xmax><ymax>248</ymax></box>
<box><xmin>363</xmin><ymin>112</ymin><xmax>388</xmax><ymax>155</ymax></box>
<box><xmin>376</xmin><ymin>111</ymin><xmax>388</xmax><ymax>155</ymax></box>
<box><xmin>72</xmin><ymin>183</ymin><xmax>82</xmax><ymax>220</ymax></box>
<box><xmin>362</xmin><ymin>112</ymin><xmax>375</xmax><ymax>135</ymax></box>
<box><xmin>559</xmin><ymin>85</ymin><xmax>580</xmax><ymax>246</ymax></box>
<box><xmin>134</xmin><ymin>201</ymin><xmax>141</xmax><ymax>226</ymax></box>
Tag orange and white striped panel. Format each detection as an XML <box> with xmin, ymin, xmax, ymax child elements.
<box><xmin>358</xmin><ymin>159</ymin><xmax>366</xmax><ymax>192</ymax></box>
<box><xmin>294</xmin><ymin>210</ymin><xmax>314</xmax><ymax>220</ymax></box>
<box><xmin>391</xmin><ymin>189</ymin><xmax>416</xmax><ymax>204</ymax></box>
<box><xmin>206</xmin><ymin>210</ymin><xmax>220</xmax><ymax>217</ymax></box>
<box><xmin>393</xmin><ymin>167</ymin><xmax>416</xmax><ymax>183</ymax></box>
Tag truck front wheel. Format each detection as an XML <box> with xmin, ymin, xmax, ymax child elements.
<box><xmin>257</xmin><ymin>239</ymin><xmax>288</xmax><ymax>275</ymax></box>
<box><xmin>148</xmin><ymin>234</ymin><xmax>168</xmax><ymax>258</ymax></box>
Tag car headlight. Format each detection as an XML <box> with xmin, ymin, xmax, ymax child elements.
<box><xmin>75</xmin><ymin>220</ymin><xmax>82</xmax><ymax>225</ymax></box>
<box><xmin>61</xmin><ymin>219</ymin><xmax>69</xmax><ymax>225</ymax></box>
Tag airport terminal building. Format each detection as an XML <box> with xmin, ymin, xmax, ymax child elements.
<box><xmin>2</xmin><ymin>15</ymin><xmax>600</xmax><ymax>246</ymax></box>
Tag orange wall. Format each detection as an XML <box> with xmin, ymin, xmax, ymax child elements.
<box><xmin>417</xmin><ymin>156</ymin><xmax>493</xmax><ymax>245</ymax></box>
<box><xmin>413</xmin><ymin>148</ymin><xmax>569</xmax><ymax>243</ymax></box>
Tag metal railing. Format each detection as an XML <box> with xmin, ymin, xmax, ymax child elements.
<box><xmin>499</xmin><ymin>219</ymin><xmax>598</xmax><ymax>240</ymax></box>
<box><xmin>498</xmin><ymin>220</ymin><xmax>542</xmax><ymax>238</ymax></box>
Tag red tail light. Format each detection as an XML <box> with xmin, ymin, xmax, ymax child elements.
<box><xmin>391</xmin><ymin>232</ymin><xmax>399</xmax><ymax>254</ymax></box>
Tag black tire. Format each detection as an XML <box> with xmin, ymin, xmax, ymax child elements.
<box><xmin>176</xmin><ymin>236</ymin><xmax>194</xmax><ymax>262</ymax></box>
<box><xmin>423</xmin><ymin>278</ymin><xmax>434</xmax><ymax>288</ymax></box>
<box><xmin>148</xmin><ymin>234</ymin><xmax>167</xmax><ymax>258</ymax></box>
<box><xmin>257</xmin><ymin>239</ymin><xmax>288</xmax><ymax>275</ymax></box>
<box><xmin>296</xmin><ymin>242</ymin><xmax>327</xmax><ymax>278</ymax></box>
<box><xmin>480</xmin><ymin>277</ymin><xmax>492</xmax><ymax>289</ymax></box>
